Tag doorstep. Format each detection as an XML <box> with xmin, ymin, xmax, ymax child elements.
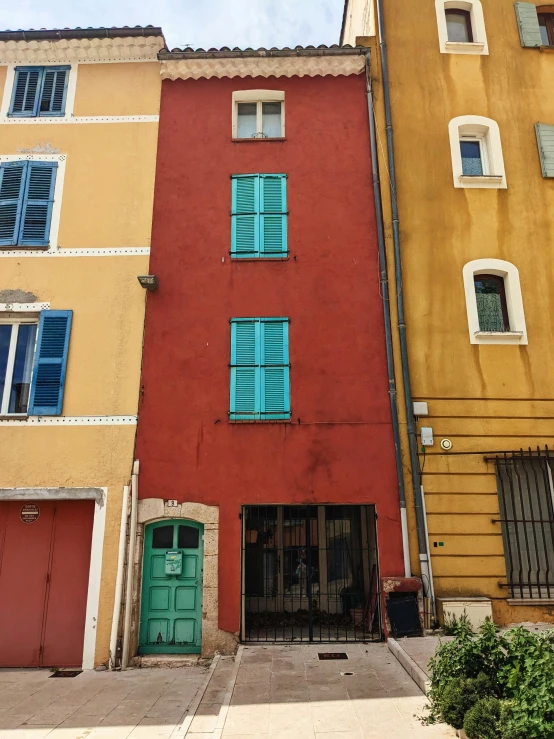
<box><xmin>133</xmin><ymin>654</ymin><xmax>211</xmax><ymax>668</ymax></box>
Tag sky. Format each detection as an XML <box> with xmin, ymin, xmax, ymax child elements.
<box><xmin>2</xmin><ymin>0</ymin><xmax>344</xmax><ymax>51</ymax></box>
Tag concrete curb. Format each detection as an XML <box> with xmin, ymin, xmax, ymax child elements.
<box><xmin>170</xmin><ymin>653</ymin><xmax>221</xmax><ymax>738</ymax></box>
<box><xmin>387</xmin><ymin>638</ymin><xmax>431</xmax><ymax>696</ymax></box>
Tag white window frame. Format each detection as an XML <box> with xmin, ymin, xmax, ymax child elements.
<box><xmin>435</xmin><ymin>0</ymin><xmax>488</xmax><ymax>54</ymax></box>
<box><xmin>0</xmin><ymin>63</ymin><xmax>78</xmax><ymax>121</ymax></box>
<box><xmin>462</xmin><ymin>259</ymin><xmax>527</xmax><ymax>345</ymax></box>
<box><xmin>0</xmin><ymin>153</ymin><xmax>66</xmax><ymax>251</ymax></box>
<box><xmin>232</xmin><ymin>90</ymin><xmax>285</xmax><ymax>139</ymax></box>
<box><xmin>0</xmin><ymin>313</ymin><xmax>39</xmax><ymax>416</ymax></box>
<box><xmin>448</xmin><ymin>116</ymin><xmax>507</xmax><ymax>189</ymax></box>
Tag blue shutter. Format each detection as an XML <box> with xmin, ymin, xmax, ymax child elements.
<box><xmin>260</xmin><ymin>175</ymin><xmax>287</xmax><ymax>256</ymax></box>
<box><xmin>231</xmin><ymin>176</ymin><xmax>259</xmax><ymax>257</ymax></box>
<box><xmin>9</xmin><ymin>67</ymin><xmax>42</xmax><ymax>117</ymax></box>
<box><xmin>28</xmin><ymin>310</ymin><xmax>72</xmax><ymax>416</ymax></box>
<box><xmin>515</xmin><ymin>2</ymin><xmax>543</xmax><ymax>47</ymax></box>
<box><xmin>38</xmin><ymin>67</ymin><xmax>70</xmax><ymax>116</ymax></box>
<box><xmin>0</xmin><ymin>162</ymin><xmax>27</xmax><ymax>246</ymax></box>
<box><xmin>19</xmin><ymin>162</ymin><xmax>57</xmax><ymax>246</ymax></box>
<box><xmin>260</xmin><ymin>319</ymin><xmax>290</xmax><ymax>420</ymax></box>
<box><xmin>230</xmin><ymin>319</ymin><xmax>260</xmax><ymax>419</ymax></box>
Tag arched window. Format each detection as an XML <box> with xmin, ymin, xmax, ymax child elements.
<box><xmin>448</xmin><ymin>116</ymin><xmax>507</xmax><ymax>189</ymax></box>
<box><xmin>462</xmin><ymin>260</ymin><xmax>527</xmax><ymax>345</ymax></box>
<box><xmin>435</xmin><ymin>0</ymin><xmax>488</xmax><ymax>54</ymax></box>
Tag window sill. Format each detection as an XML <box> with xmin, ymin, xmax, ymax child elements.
<box><xmin>539</xmin><ymin>45</ymin><xmax>554</xmax><ymax>53</ymax></box>
<box><xmin>474</xmin><ymin>330</ymin><xmax>525</xmax><ymax>344</ymax></box>
<box><xmin>458</xmin><ymin>174</ymin><xmax>506</xmax><ymax>189</ymax></box>
<box><xmin>231</xmin><ymin>255</ymin><xmax>289</xmax><ymax>261</ymax></box>
<box><xmin>0</xmin><ymin>245</ymin><xmax>50</xmax><ymax>251</ymax></box>
<box><xmin>507</xmin><ymin>598</ymin><xmax>554</xmax><ymax>605</ymax></box>
<box><xmin>444</xmin><ymin>41</ymin><xmax>486</xmax><ymax>54</ymax></box>
<box><xmin>229</xmin><ymin>418</ymin><xmax>291</xmax><ymax>424</ymax></box>
<box><xmin>231</xmin><ymin>137</ymin><xmax>286</xmax><ymax>143</ymax></box>
<box><xmin>0</xmin><ymin>415</ymin><xmax>28</xmax><ymax>420</ymax></box>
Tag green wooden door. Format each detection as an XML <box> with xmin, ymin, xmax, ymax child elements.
<box><xmin>139</xmin><ymin>520</ymin><xmax>203</xmax><ymax>654</ymax></box>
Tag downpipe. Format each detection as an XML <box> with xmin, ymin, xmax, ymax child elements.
<box><xmin>365</xmin><ymin>52</ymin><xmax>410</xmax><ymax>578</ymax></box>
<box><xmin>109</xmin><ymin>483</ymin><xmax>130</xmax><ymax>669</ymax></box>
<box><xmin>121</xmin><ymin>459</ymin><xmax>139</xmax><ymax>669</ymax></box>
<box><xmin>373</xmin><ymin>0</ymin><xmax>436</xmax><ymax>617</ymax></box>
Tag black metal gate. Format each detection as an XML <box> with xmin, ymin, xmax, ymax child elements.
<box><xmin>492</xmin><ymin>448</ymin><xmax>554</xmax><ymax>600</ymax></box>
<box><xmin>241</xmin><ymin>504</ymin><xmax>381</xmax><ymax>642</ymax></box>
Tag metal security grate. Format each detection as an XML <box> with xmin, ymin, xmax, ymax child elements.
<box><xmin>241</xmin><ymin>504</ymin><xmax>381</xmax><ymax>643</ymax></box>
<box><xmin>49</xmin><ymin>670</ymin><xmax>82</xmax><ymax>678</ymax></box>
<box><xmin>318</xmin><ymin>652</ymin><xmax>348</xmax><ymax>660</ymax></box>
<box><xmin>492</xmin><ymin>448</ymin><xmax>554</xmax><ymax>600</ymax></box>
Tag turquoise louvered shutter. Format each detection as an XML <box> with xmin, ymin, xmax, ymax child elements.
<box><xmin>260</xmin><ymin>175</ymin><xmax>287</xmax><ymax>256</ymax></box>
<box><xmin>0</xmin><ymin>162</ymin><xmax>27</xmax><ymax>246</ymax></box>
<box><xmin>535</xmin><ymin>123</ymin><xmax>554</xmax><ymax>177</ymax></box>
<box><xmin>260</xmin><ymin>319</ymin><xmax>290</xmax><ymax>419</ymax></box>
<box><xmin>39</xmin><ymin>67</ymin><xmax>70</xmax><ymax>116</ymax></box>
<box><xmin>29</xmin><ymin>310</ymin><xmax>72</xmax><ymax>416</ymax></box>
<box><xmin>9</xmin><ymin>67</ymin><xmax>42</xmax><ymax>117</ymax></box>
<box><xmin>515</xmin><ymin>2</ymin><xmax>543</xmax><ymax>47</ymax></box>
<box><xmin>231</xmin><ymin>176</ymin><xmax>259</xmax><ymax>257</ymax></box>
<box><xmin>19</xmin><ymin>162</ymin><xmax>57</xmax><ymax>246</ymax></box>
<box><xmin>230</xmin><ymin>319</ymin><xmax>260</xmax><ymax>419</ymax></box>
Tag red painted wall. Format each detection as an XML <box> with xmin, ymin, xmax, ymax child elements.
<box><xmin>137</xmin><ymin>73</ymin><xmax>404</xmax><ymax>634</ymax></box>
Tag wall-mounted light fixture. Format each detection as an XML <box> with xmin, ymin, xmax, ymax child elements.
<box><xmin>137</xmin><ymin>275</ymin><xmax>158</xmax><ymax>291</ymax></box>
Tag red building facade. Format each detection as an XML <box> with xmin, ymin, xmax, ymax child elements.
<box><xmin>134</xmin><ymin>47</ymin><xmax>406</xmax><ymax>655</ymax></box>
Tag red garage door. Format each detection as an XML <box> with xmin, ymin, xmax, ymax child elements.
<box><xmin>0</xmin><ymin>499</ymin><xmax>94</xmax><ymax>668</ymax></box>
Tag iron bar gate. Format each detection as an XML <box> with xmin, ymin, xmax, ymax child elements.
<box><xmin>491</xmin><ymin>447</ymin><xmax>554</xmax><ymax>600</ymax></box>
<box><xmin>241</xmin><ymin>504</ymin><xmax>382</xmax><ymax>642</ymax></box>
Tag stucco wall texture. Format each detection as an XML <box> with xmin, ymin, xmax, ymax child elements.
<box><xmin>0</xmin><ymin>58</ymin><xmax>161</xmax><ymax>664</ymax></box>
<box><xmin>359</xmin><ymin>0</ymin><xmax>554</xmax><ymax>624</ymax></box>
<box><xmin>136</xmin><ymin>73</ymin><xmax>405</xmax><ymax>638</ymax></box>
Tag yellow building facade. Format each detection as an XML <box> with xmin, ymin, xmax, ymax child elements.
<box><xmin>0</xmin><ymin>28</ymin><xmax>164</xmax><ymax>668</ymax></box>
<box><xmin>343</xmin><ymin>0</ymin><xmax>554</xmax><ymax>625</ymax></box>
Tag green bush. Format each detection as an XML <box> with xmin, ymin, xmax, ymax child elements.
<box><xmin>463</xmin><ymin>697</ymin><xmax>501</xmax><ymax>739</ymax></box>
<box><xmin>439</xmin><ymin>674</ymin><xmax>495</xmax><ymax>729</ymax></box>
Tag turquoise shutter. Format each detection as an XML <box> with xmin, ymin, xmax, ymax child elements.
<box><xmin>231</xmin><ymin>176</ymin><xmax>259</xmax><ymax>257</ymax></box>
<box><xmin>29</xmin><ymin>310</ymin><xmax>72</xmax><ymax>416</ymax></box>
<box><xmin>260</xmin><ymin>319</ymin><xmax>290</xmax><ymax>420</ymax></box>
<box><xmin>19</xmin><ymin>162</ymin><xmax>57</xmax><ymax>246</ymax></box>
<box><xmin>515</xmin><ymin>2</ymin><xmax>543</xmax><ymax>47</ymax></box>
<box><xmin>260</xmin><ymin>175</ymin><xmax>287</xmax><ymax>256</ymax></box>
<box><xmin>9</xmin><ymin>67</ymin><xmax>42</xmax><ymax>116</ymax></box>
<box><xmin>39</xmin><ymin>67</ymin><xmax>69</xmax><ymax>116</ymax></box>
<box><xmin>0</xmin><ymin>162</ymin><xmax>27</xmax><ymax>246</ymax></box>
<box><xmin>230</xmin><ymin>319</ymin><xmax>260</xmax><ymax>419</ymax></box>
<box><xmin>535</xmin><ymin>123</ymin><xmax>554</xmax><ymax>177</ymax></box>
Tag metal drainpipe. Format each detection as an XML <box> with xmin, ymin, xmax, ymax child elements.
<box><xmin>109</xmin><ymin>483</ymin><xmax>130</xmax><ymax>669</ymax></box>
<box><xmin>373</xmin><ymin>0</ymin><xmax>435</xmax><ymax>615</ymax></box>
<box><xmin>364</xmin><ymin>52</ymin><xmax>410</xmax><ymax>578</ymax></box>
<box><xmin>121</xmin><ymin>460</ymin><xmax>139</xmax><ymax>669</ymax></box>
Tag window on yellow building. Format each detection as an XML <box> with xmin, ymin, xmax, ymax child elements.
<box><xmin>473</xmin><ymin>275</ymin><xmax>510</xmax><ymax>332</ymax></box>
<box><xmin>538</xmin><ymin>11</ymin><xmax>554</xmax><ymax>45</ymax></box>
<box><xmin>446</xmin><ymin>9</ymin><xmax>473</xmax><ymax>42</ymax></box>
<box><xmin>0</xmin><ymin>320</ymin><xmax>37</xmax><ymax>414</ymax></box>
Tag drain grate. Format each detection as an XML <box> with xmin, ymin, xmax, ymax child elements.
<box><xmin>318</xmin><ymin>652</ymin><xmax>348</xmax><ymax>660</ymax></box>
<box><xmin>49</xmin><ymin>670</ymin><xmax>82</xmax><ymax>678</ymax></box>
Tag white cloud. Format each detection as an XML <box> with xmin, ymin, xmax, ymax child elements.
<box><xmin>2</xmin><ymin>0</ymin><xmax>343</xmax><ymax>50</ymax></box>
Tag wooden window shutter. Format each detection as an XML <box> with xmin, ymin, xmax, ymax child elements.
<box><xmin>260</xmin><ymin>319</ymin><xmax>290</xmax><ymax>419</ymax></box>
<box><xmin>535</xmin><ymin>123</ymin><xmax>554</xmax><ymax>177</ymax></box>
<box><xmin>260</xmin><ymin>175</ymin><xmax>288</xmax><ymax>256</ymax></box>
<box><xmin>230</xmin><ymin>319</ymin><xmax>260</xmax><ymax>418</ymax></box>
<box><xmin>19</xmin><ymin>162</ymin><xmax>57</xmax><ymax>246</ymax></box>
<box><xmin>9</xmin><ymin>67</ymin><xmax>42</xmax><ymax>116</ymax></box>
<box><xmin>29</xmin><ymin>310</ymin><xmax>72</xmax><ymax>416</ymax></box>
<box><xmin>515</xmin><ymin>2</ymin><xmax>543</xmax><ymax>47</ymax></box>
<box><xmin>39</xmin><ymin>67</ymin><xmax>70</xmax><ymax>116</ymax></box>
<box><xmin>0</xmin><ymin>162</ymin><xmax>27</xmax><ymax>246</ymax></box>
<box><xmin>231</xmin><ymin>175</ymin><xmax>260</xmax><ymax>257</ymax></box>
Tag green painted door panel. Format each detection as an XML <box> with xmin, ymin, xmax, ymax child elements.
<box><xmin>139</xmin><ymin>520</ymin><xmax>203</xmax><ymax>654</ymax></box>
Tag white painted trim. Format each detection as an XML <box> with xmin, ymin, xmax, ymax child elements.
<box><xmin>1</xmin><ymin>324</ymin><xmax>19</xmax><ymax>414</ymax></box>
<box><xmin>0</xmin><ymin>302</ymin><xmax>49</xmax><ymax>311</ymax></box>
<box><xmin>0</xmin><ymin>415</ymin><xmax>137</xmax><ymax>425</ymax></box>
<box><xmin>462</xmin><ymin>259</ymin><xmax>528</xmax><ymax>345</ymax></box>
<box><xmin>448</xmin><ymin>116</ymin><xmax>507</xmax><ymax>188</ymax></box>
<box><xmin>435</xmin><ymin>0</ymin><xmax>489</xmax><ymax>55</ymax></box>
<box><xmin>1</xmin><ymin>115</ymin><xmax>158</xmax><ymax>125</ymax></box>
<box><xmin>232</xmin><ymin>90</ymin><xmax>285</xmax><ymax>139</ymax></box>
<box><xmin>0</xmin><ymin>247</ymin><xmax>150</xmax><ymax>257</ymax></box>
<box><xmin>82</xmin><ymin>489</ymin><xmax>107</xmax><ymax>670</ymax></box>
<box><xmin>0</xmin><ymin>63</ymin><xmax>78</xmax><ymax>119</ymax></box>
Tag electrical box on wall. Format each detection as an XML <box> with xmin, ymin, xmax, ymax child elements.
<box><xmin>421</xmin><ymin>427</ymin><xmax>434</xmax><ymax>446</ymax></box>
<box><xmin>165</xmin><ymin>550</ymin><xmax>183</xmax><ymax>575</ymax></box>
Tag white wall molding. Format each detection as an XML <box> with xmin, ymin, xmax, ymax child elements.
<box><xmin>0</xmin><ymin>247</ymin><xmax>150</xmax><ymax>257</ymax></box>
<box><xmin>436</xmin><ymin>0</ymin><xmax>489</xmax><ymax>55</ymax></box>
<box><xmin>462</xmin><ymin>258</ymin><xmax>528</xmax><ymax>345</ymax></box>
<box><xmin>0</xmin><ymin>115</ymin><xmax>159</xmax><ymax>125</ymax></box>
<box><xmin>0</xmin><ymin>416</ymin><xmax>137</xmax><ymax>425</ymax></box>
<box><xmin>0</xmin><ymin>302</ymin><xmax>49</xmax><ymax>311</ymax></box>
<box><xmin>0</xmin><ymin>36</ymin><xmax>164</xmax><ymax>65</ymax></box>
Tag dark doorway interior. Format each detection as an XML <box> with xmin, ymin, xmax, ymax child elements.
<box><xmin>242</xmin><ymin>504</ymin><xmax>381</xmax><ymax>643</ymax></box>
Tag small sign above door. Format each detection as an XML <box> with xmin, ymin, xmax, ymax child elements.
<box><xmin>20</xmin><ymin>503</ymin><xmax>40</xmax><ymax>524</ymax></box>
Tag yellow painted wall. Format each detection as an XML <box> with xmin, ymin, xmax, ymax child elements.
<box><xmin>351</xmin><ymin>0</ymin><xmax>554</xmax><ymax>625</ymax></box>
<box><xmin>0</xmin><ymin>54</ymin><xmax>161</xmax><ymax>664</ymax></box>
